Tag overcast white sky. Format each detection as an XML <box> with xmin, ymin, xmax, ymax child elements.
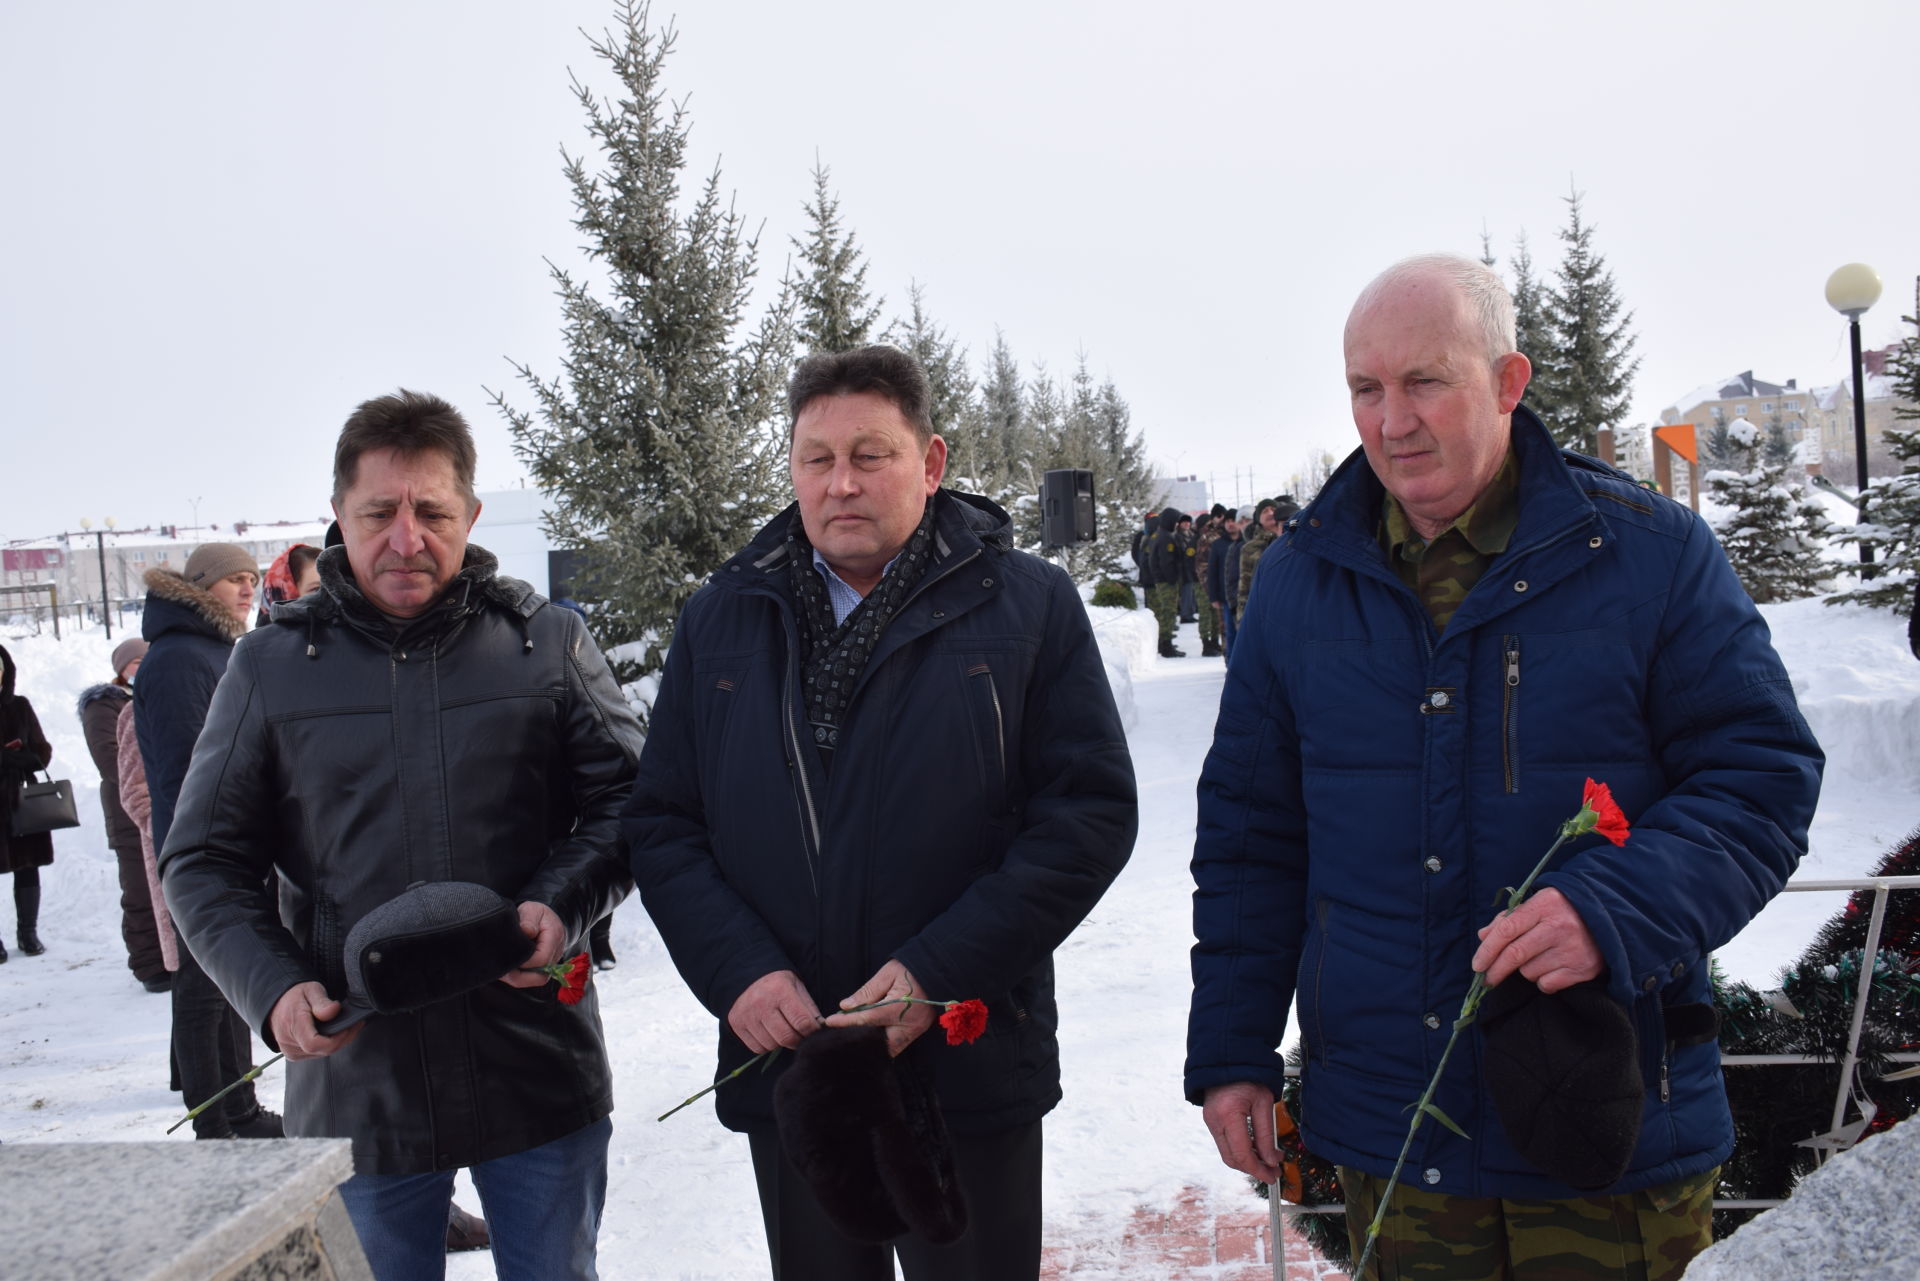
<box><xmin>4</xmin><ymin>0</ymin><xmax>1916</xmax><ymax>540</ymax></box>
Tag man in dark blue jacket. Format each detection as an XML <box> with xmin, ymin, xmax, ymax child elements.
<box><xmin>1187</xmin><ymin>255</ymin><xmax>1822</xmax><ymax>1278</ymax></box>
<box><xmin>626</xmin><ymin>345</ymin><xmax>1137</xmax><ymax>1281</ymax></box>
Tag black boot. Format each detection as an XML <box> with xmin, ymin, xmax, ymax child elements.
<box><xmin>446</xmin><ymin>1202</ymin><xmax>491</xmax><ymax>1253</ymax></box>
<box><xmin>0</xmin><ymin>936</ymin><xmax>8</xmax><ymax>963</ymax></box>
<box><xmin>1159</xmin><ymin>636</ymin><xmax>1186</xmax><ymax>658</ymax></box>
<box><xmin>590</xmin><ymin>914</ymin><xmax>616</xmax><ymax>972</ymax></box>
<box><xmin>16</xmin><ymin>879</ymin><xmax>43</xmax><ymax>956</ymax></box>
<box><xmin>228</xmin><ymin>1105</ymin><xmax>285</xmax><ymax>1139</ymax></box>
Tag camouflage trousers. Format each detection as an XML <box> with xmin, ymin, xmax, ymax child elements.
<box><xmin>1337</xmin><ymin>1165</ymin><xmax>1717</xmax><ymax>1281</ymax></box>
<box><xmin>1197</xmin><ymin>594</ymin><xmax>1219</xmax><ymax>646</ymax></box>
<box><xmin>1147</xmin><ymin>584</ymin><xmax>1177</xmax><ymax>644</ymax></box>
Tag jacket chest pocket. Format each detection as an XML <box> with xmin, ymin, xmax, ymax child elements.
<box><xmin>960</xmin><ymin>657</ymin><xmax>1008</xmax><ymax>810</ymax></box>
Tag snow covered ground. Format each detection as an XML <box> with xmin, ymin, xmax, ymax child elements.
<box><xmin>2</xmin><ymin>590</ymin><xmax>1917</xmax><ymax>1279</ymax></box>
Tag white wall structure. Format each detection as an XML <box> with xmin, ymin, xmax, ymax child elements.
<box><xmin>472</xmin><ymin>487</ymin><xmax>556</xmax><ymax>597</ymax></box>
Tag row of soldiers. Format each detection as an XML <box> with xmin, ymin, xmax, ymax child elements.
<box><xmin>1131</xmin><ymin>497</ymin><xmax>1299</xmax><ymax>658</ymax></box>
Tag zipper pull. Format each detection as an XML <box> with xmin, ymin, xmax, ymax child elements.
<box><xmin>1505</xmin><ymin>643</ymin><xmax>1520</xmax><ymax>688</ymax></box>
<box><xmin>1659</xmin><ymin>1052</ymin><xmax>1671</xmax><ymax>1103</ymax></box>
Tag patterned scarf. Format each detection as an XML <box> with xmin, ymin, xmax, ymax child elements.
<box><xmin>787</xmin><ymin>499</ymin><xmax>937</xmax><ymax>762</ymax></box>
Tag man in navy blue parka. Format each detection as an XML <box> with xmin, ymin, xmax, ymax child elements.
<box><xmin>626</xmin><ymin>345</ymin><xmax>1137</xmax><ymax>1281</ymax></box>
<box><xmin>1186</xmin><ymin>255</ymin><xmax>1823</xmax><ymax>1276</ymax></box>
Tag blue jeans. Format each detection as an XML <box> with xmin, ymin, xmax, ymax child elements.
<box><xmin>338</xmin><ymin>1117</ymin><xmax>611</xmax><ymax>1281</ymax></box>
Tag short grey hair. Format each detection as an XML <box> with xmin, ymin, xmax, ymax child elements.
<box><xmin>1350</xmin><ymin>253</ymin><xmax>1517</xmax><ymax>368</ymax></box>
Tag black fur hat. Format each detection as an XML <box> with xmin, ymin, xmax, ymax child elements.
<box><xmin>1479</xmin><ymin>977</ymin><xmax>1644</xmax><ymax>1191</ymax></box>
<box><xmin>317</xmin><ymin>881</ymin><xmax>534</xmax><ymax>1035</ymax></box>
<box><xmin>772</xmin><ymin>1027</ymin><xmax>968</xmax><ymax>1245</ymax></box>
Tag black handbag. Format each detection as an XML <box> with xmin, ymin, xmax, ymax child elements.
<box><xmin>10</xmin><ymin>771</ymin><xmax>79</xmax><ymax>837</ymax></box>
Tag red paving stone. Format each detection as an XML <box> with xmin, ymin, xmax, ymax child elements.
<box><xmin>1040</xmin><ymin>1184</ymin><xmax>1351</xmax><ymax>1279</ymax></box>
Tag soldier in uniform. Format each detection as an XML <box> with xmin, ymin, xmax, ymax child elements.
<box><xmin>1192</xmin><ymin>508</ymin><xmax>1225</xmax><ymax>658</ymax></box>
<box><xmin>1145</xmin><ymin>507</ymin><xmax>1185</xmax><ymax>658</ymax></box>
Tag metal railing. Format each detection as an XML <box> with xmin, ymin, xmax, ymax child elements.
<box><xmin>1271</xmin><ymin>874</ymin><xmax>1920</xmax><ymax>1275</ymax></box>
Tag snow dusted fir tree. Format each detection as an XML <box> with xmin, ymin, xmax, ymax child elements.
<box><xmin>971</xmin><ymin>330</ymin><xmax>1037</xmax><ymax>513</ymax></box>
<box><xmin>494</xmin><ymin>1</ymin><xmax>794</xmax><ymax>697</ymax></box>
<box><xmin>884</xmin><ymin>282</ymin><xmax>981</xmax><ymax>472</ymax></box>
<box><xmin>1012</xmin><ymin>355</ymin><xmax>1154</xmax><ymax>579</ymax></box>
<box><xmin>792</xmin><ymin>161</ymin><xmax>881</xmax><ymax>353</ymax></box>
<box><xmin>1706</xmin><ymin>417</ymin><xmax>1835</xmax><ymax>604</ymax></box>
<box><xmin>1831</xmin><ymin>290</ymin><xmax>1920</xmax><ymax>609</ymax></box>
<box><xmin>1509</xmin><ymin>233</ymin><xmax>1558</xmax><ymax>420</ymax></box>
<box><xmin>1540</xmin><ymin>188</ymin><xmax>1640</xmax><ymax>455</ymax></box>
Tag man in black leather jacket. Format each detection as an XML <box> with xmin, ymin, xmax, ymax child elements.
<box><xmin>163</xmin><ymin>391</ymin><xmax>642</xmax><ymax>1280</ymax></box>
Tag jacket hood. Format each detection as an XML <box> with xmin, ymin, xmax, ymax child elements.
<box><xmin>142</xmin><ymin>567</ymin><xmax>250</xmax><ymax>645</ymax></box>
<box><xmin>716</xmin><ymin>489</ymin><xmax>1014</xmax><ymax>592</ymax></box>
<box><xmin>274</xmin><ymin>543</ymin><xmax>539</xmax><ymax>656</ymax></box>
<box><xmin>0</xmin><ymin>642</ymin><xmax>13</xmax><ymax>699</ymax></box>
<box><xmin>77</xmin><ymin>682</ymin><xmax>131</xmax><ymax>717</ymax></box>
<box><xmin>1157</xmin><ymin>508</ymin><xmax>1182</xmax><ymax>533</ymax></box>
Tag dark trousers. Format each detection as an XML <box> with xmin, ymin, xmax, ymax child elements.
<box><xmin>171</xmin><ymin>942</ymin><xmax>258</xmax><ymax>1136</ymax></box>
<box><xmin>111</xmin><ymin>841</ymin><xmax>165</xmax><ymax>979</ymax></box>
<box><xmin>747</xmin><ymin>1119</ymin><xmax>1042</xmax><ymax>1281</ymax></box>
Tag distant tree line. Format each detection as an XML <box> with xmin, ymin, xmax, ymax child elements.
<box><xmin>494</xmin><ymin>1</ymin><xmax>1152</xmax><ymax>692</ymax></box>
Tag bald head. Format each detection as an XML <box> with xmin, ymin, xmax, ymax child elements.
<box><xmin>1347</xmin><ymin>254</ymin><xmax>1517</xmax><ymax>371</ymax></box>
<box><xmin>1343</xmin><ymin>256</ymin><xmax>1533</xmax><ymax>541</ymax></box>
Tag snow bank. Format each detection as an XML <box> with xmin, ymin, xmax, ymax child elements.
<box><xmin>5</xmin><ymin>586</ymin><xmax>1920</xmax><ymax>1277</ymax></box>
<box><xmin>1686</xmin><ymin>1119</ymin><xmax>1920</xmax><ymax>1280</ymax></box>
<box><xmin>1085</xmin><ymin>599</ymin><xmax>1157</xmax><ymax>732</ymax></box>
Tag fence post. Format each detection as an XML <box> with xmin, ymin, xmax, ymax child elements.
<box><xmin>1826</xmin><ymin>883</ymin><xmax>1893</xmax><ymax>1153</ymax></box>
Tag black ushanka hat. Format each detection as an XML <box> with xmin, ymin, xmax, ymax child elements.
<box><xmin>1478</xmin><ymin>977</ymin><xmax>1645</xmax><ymax>1191</ymax></box>
<box><xmin>772</xmin><ymin>1026</ymin><xmax>968</xmax><ymax>1246</ymax></box>
<box><xmin>316</xmin><ymin>881</ymin><xmax>534</xmax><ymax>1035</ymax></box>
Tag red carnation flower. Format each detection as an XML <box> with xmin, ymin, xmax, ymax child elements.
<box><xmin>542</xmin><ymin>951</ymin><xmax>592</xmax><ymax>1004</ymax></box>
<box><xmin>1581</xmin><ymin>778</ymin><xmax>1631</xmax><ymax>846</ymax></box>
<box><xmin>938</xmin><ymin>999</ymin><xmax>989</xmax><ymax>1045</ymax></box>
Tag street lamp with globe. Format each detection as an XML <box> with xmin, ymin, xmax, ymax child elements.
<box><xmin>1826</xmin><ymin>262</ymin><xmax>1883</xmax><ymax>577</ymax></box>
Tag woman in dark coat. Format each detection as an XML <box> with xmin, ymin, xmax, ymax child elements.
<box><xmin>134</xmin><ymin>545</ymin><xmax>279</xmax><ymax>1139</ymax></box>
<box><xmin>0</xmin><ymin>642</ymin><xmax>56</xmax><ymax>962</ymax></box>
<box><xmin>79</xmin><ymin>637</ymin><xmax>168</xmax><ymax>990</ymax></box>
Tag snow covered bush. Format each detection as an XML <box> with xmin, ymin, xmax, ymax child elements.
<box><xmin>1705</xmin><ymin>417</ymin><xmax>1835</xmax><ymax>604</ymax></box>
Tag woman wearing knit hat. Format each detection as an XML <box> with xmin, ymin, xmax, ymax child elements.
<box><xmin>132</xmin><ymin>543</ymin><xmax>280</xmax><ymax>1139</ymax></box>
<box><xmin>77</xmin><ymin>637</ymin><xmax>168</xmax><ymax>990</ymax></box>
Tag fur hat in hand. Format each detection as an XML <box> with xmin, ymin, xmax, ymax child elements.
<box><xmin>1479</xmin><ymin>977</ymin><xmax>1644</xmax><ymax>1191</ymax></box>
<box><xmin>772</xmin><ymin>1026</ymin><xmax>968</xmax><ymax>1245</ymax></box>
<box><xmin>317</xmin><ymin>881</ymin><xmax>534</xmax><ymax>1035</ymax></box>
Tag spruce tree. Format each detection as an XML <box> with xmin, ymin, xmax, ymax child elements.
<box><xmin>493</xmin><ymin>1</ymin><xmax>793</xmax><ymax>699</ymax></box>
<box><xmin>975</xmin><ymin>330</ymin><xmax>1034</xmax><ymax>511</ymax></box>
<box><xmin>883</xmin><ymin>282</ymin><xmax>981</xmax><ymax>481</ymax></box>
<box><xmin>1706</xmin><ymin>418</ymin><xmax>1834</xmax><ymax>604</ymax></box>
<box><xmin>1089</xmin><ymin>373</ymin><xmax>1155</xmax><ymax>571</ymax></box>
<box><xmin>1542</xmin><ymin>188</ymin><xmax>1641</xmax><ymax>454</ymax></box>
<box><xmin>792</xmin><ymin>160</ymin><xmax>881</xmax><ymax>353</ymax></box>
<box><xmin>1830</xmin><ymin>292</ymin><xmax>1920</xmax><ymax>609</ymax></box>
<box><xmin>1510</xmin><ymin>233</ymin><xmax>1561</xmax><ymax>422</ymax></box>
